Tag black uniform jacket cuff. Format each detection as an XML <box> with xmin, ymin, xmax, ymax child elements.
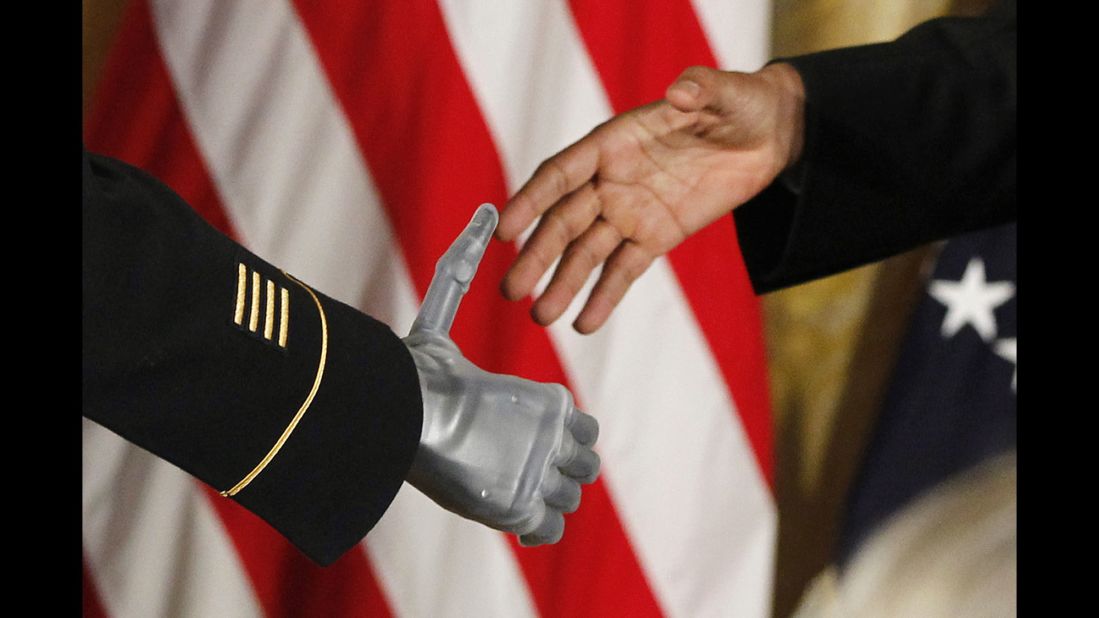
<box><xmin>734</xmin><ymin>1</ymin><xmax>1016</xmax><ymax>294</ymax></box>
<box><xmin>83</xmin><ymin>150</ymin><xmax>423</xmax><ymax>565</ymax></box>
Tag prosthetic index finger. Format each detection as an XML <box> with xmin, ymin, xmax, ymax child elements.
<box><xmin>567</xmin><ymin>406</ymin><xmax>600</xmax><ymax>447</ymax></box>
<box><xmin>519</xmin><ymin>509</ymin><xmax>566</xmax><ymax>546</ymax></box>
<box><xmin>542</xmin><ymin>468</ymin><xmax>583</xmax><ymax>513</ymax></box>
<box><xmin>411</xmin><ymin>203</ymin><xmax>498</xmax><ymax>335</ymax></box>
<box><xmin>555</xmin><ymin>432</ymin><xmax>601</xmax><ymax>483</ymax></box>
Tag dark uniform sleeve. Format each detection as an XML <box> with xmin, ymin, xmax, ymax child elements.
<box><xmin>82</xmin><ymin>149</ymin><xmax>423</xmax><ymax>566</ymax></box>
<box><xmin>733</xmin><ymin>0</ymin><xmax>1016</xmax><ymax>293</ymax></box>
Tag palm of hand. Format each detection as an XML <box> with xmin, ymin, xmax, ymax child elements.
<box><xmin>595</xmin><ymin>101</ymin><xmax>781</xmax><ymax>246</ymax></box>
<box><xmin>499</xmin><ymin>95</ymin><xmax>781</xmax><ymax>333</ymax></box>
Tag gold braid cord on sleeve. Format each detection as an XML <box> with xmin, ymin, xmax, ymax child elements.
<box><xmin>220</xmin><ymin>272</ymin><xmax>328</xmax><ymax>497</ymax></box>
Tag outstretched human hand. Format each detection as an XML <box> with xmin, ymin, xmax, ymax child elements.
<box><xmin>497</xmin><ymin>63</ymin><xmax>805</xmax><ymax>333</ymax></box>
<box><xmin>403</xmin><ymin>204</ymin><xmax>600</xmax><ymax>545</ymax></box>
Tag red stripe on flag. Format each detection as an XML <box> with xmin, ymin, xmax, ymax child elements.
<box><xmin>568</xmin><ymin>0</ymin><xmax>774</xmax><ymax>487</ymax></box>
<box><xmin>289</xmin><ymin>1</ymin><xmax>663</xmax><ymax>615</ymax></box>
<box><xmin>83</xmin><ymin>558</ymin><xmax>109</xmax><ymax>618</ymax></box>
<box><xmin>205</xmin><ymin>488</ymin><xmax>394</xmax><ymax>618</ymax></box>
<box><xmin>84</xmin><ymin>4</ymin><xmax>396</xmax><ymax>617</ymax></box>
<box><xmin>84</xmin><ymin>0</ymin><xmax>232</xmax><ymax>236</ymax></box>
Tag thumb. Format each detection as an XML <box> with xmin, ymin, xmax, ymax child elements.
<box><xmin>665</xmin><ymin>65</ymin><xmax>730</xmax><ymax>114</ymax></box>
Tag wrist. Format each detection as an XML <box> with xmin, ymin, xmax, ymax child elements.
<box><xmin>401</xmin><ymin>341</ymin><xmax>435</xmax><ymax>442</ymax></box>
<box><xmin>756</xmin><ymin>62</ymin><xmax>806</xmax><ymax>174</ymax></box>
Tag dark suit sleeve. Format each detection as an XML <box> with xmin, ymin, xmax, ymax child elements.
<box><xmin>734</xmin><ymin>0</ymin><xmax>1016</xmax><ymax>293</ymax></box>
<box><xmin>82</xmin><ymin>149</ymin><xmax>423</xmax><ymax>566</ymax></box>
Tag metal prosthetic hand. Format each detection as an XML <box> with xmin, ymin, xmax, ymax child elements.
<box><xmin>403</xmin><ymin>204</ymin><xmax>600</xmax><ymax>545</ymax></box>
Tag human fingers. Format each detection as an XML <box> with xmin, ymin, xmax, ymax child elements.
<box><xmin>500</xmin><ymin>182</ymin><xmax>602</xmax><ymax>302</ymax></box>
<box><xmin>566</xmin><ymin>406</ymin><xmax>599</xmax><ymax>448</ymax></box>
<box><xmin>530</xmin><ymin>219</ymin><xmax>622</xmax><ymax>327</ymax></box>
<box><xmin>497</xmin><ymin>137</ymin><xmax>602</xmax><ymax>242</ymax></box>
<box><xmin>518</xmin><ymin>509</ymin><xmax>565</xmax><ymax>546</ymax></box>
<box><xmin>411</xmin><ymin>204</ymin><xmax>497</xmax><ymax>336</ymax></box>
<box><xmin>572</xmin><ymin>241</ymin><xmax>655</xmax><ymax>334</ymax></box>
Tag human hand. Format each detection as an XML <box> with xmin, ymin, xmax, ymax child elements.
<box><xmin>497</xmin><ymin>63</ymin><xmax>805</xmax><ymax>333</ymax></box>
<box><xmin>403</xmin><ymin>204</ymin><xmax>600</xmax><ymax>545</ymax></box>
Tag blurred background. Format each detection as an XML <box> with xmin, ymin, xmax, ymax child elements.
<box><xmin>83</xmin><ymin>1</ymin><xmax>1008</xmax><ymax>616</ymax></box>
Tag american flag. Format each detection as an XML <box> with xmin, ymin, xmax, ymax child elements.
<box><xmin>82</xmin><ymin>1</ymin><xmax>775</xmax><ymax>616</ymax></box>
<box><xmin>839</xmin><ymin>222</ymin><xmax>1017</xmax><ymax>565</ymax></box>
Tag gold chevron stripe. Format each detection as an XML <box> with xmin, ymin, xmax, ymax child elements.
<box><xmin>264</xmin><ymin>280</ymin><xmax>276</xmax><ymax>340</ymax></box>
<box><xmin>248</xmin><ymin>271</ymin><xmax>261</xmax><ymax>332</ymax></box>
<box><xmin>278</xmin><ymin>287</ymin><xmax>290</xmax><ymax>348</ymax></box>
<box><xmin>233</xmin><ymin>263</ymin><xmax>247</xmax><ymax>325</ymax></box>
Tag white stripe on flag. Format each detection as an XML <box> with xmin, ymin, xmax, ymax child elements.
<box><xmin>438</xmin><ymin>2</ymin><xmax>776</xmax><ymax>616</ymax></box>
<box><xmin>689</xmin><ymin>0</ymin><xmax>772</xmax><ymax>71</ymax></box>
<box><xmin>367</xmin><ymin>486</ymin><xmax>539</xmax><ymax>618</ymax></box>
<box><xmin>148</xmin><ymin>1</ymin><xmax>538</xmax><ymax>616</ymax></box>
<box><xmin>148</xmin><ymin>0</ymin><xmax>415</xmax><ymax>326</ymax></box>
<box><xmin>83</xmin><ymin>420</ymin><xmax>262</xmax><ymax>618</ymax></box>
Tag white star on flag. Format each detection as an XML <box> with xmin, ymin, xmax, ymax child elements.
<box><xmin>994</xmin><ymin>338</ymin><xmax>1017</xmax><ymax>392</ymax></box>
<box><xmin>928</xmin><ymin>257</ymin><xmax>1015</xmax><ymax>342</ymax></box>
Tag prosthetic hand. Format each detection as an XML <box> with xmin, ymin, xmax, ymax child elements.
<box><xmin>403</xmin><ymin>204</ymin><xmax>600</xmax><ymax>545</ymax></box>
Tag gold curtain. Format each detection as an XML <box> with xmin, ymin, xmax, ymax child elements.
<box><xmin>82</xmin><ymin>0</ymin><xmax>129</xmax><ymax>117</ymax></box>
